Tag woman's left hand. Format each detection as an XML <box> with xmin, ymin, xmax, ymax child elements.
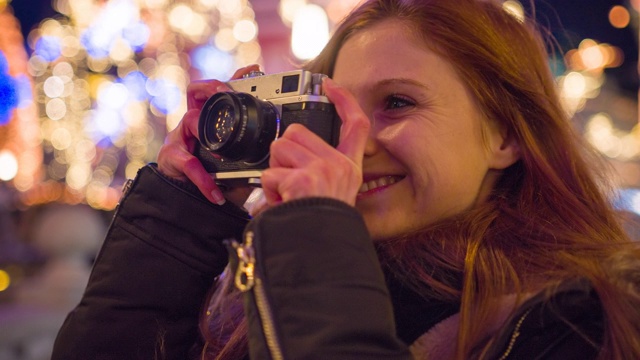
<box><xmin>260</xmin><ymin>78</ymin><xmax>370</xmax><ymax>209</ymax></box>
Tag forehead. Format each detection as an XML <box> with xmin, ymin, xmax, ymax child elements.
<box><xmin>333</xmin><ymin>19</ymin><xmax>455</xmax><ymax>89</ymax></box>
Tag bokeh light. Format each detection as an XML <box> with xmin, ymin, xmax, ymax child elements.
<box><xmin>7</xmin><ymin>0</ymin><xmax>262</xmax><ymax>210</ymax></box>
<box><xmin>0</xmin><ymin>149</ymin><xmax>19</xmax><ymax>181</ymax></box>
<box><xmin>1</xmin><ymin>0</ymin><xmax>637</xmax><ymax>211</ymax></box>
<box><xmin>0</xmin><ymin>52</ymin><xmax>18</xmax><ymax>125</ymax></box>
<box><xmin>502</xmin><ymin>0</ymin><xmax>525</xmax><ymax>22</ymax></box>
<box><xmin>0</xmin><ymin>269</ymin><xmax>10</xmax><ymax>292</ymax></box>
<box><xmin>291</xmin><ymin>4</ymin><xmax>329</xmax><ymax>60</ymax></box>
<box><xmin>609</xmin><ymin>5</ymin><xmax>631</xmax><ymax>29</ymax></box>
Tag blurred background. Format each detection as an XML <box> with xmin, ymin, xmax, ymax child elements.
<box><xmin>0</xmin><ymin>0</ymin><xmax>637</xmax><ymax>359</ymax></box>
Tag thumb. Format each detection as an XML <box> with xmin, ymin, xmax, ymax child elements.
<box><xmin>322</xmin><ymin>78</ymin><xmax>370</xmax><ymax>168</ymax></box>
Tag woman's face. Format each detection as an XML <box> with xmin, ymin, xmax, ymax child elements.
<box><xmin>332</xmin><ymin>20</ymin><xmax>518</xmax><ymax>240</ymax></box>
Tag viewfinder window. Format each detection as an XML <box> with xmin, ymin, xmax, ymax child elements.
<box><xmin>281</xmin><ymin>75</ymin><xmax>300</xmax><ymax>93</ymax></box>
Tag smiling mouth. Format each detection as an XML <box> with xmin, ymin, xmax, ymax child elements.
<box><xmin>359</xmin><ymin>176</ymin><xmax>404</xmax><ymax>194</ymax></box>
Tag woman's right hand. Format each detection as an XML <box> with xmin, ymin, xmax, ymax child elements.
<box><xmin>157</xmin><ymin>64</ymin><xmax>261</xmax><ymax>206</ymax></box>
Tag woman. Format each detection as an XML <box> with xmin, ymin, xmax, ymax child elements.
<box><xmin>53</xmin><ymin>0</ymin><xmax>640</xmax><ymax>359</ymax></box>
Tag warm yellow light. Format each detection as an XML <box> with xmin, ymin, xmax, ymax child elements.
<box><xmin>169</xmin><ymin>4</ymin><xmax>194</xmax><ymax>31</ymax></box>
<box><xmin>46</xmin><ymin>98</ymin><xmax>68</xmax><ymax>120</ymax></box>
<box><xmin>215</xmin><ymin>28</ymin><xmax>239</xmax><ymax>52</ymax></box>
<box><xmin>0</xmin><ymin>151</ymin><xmax>19</xmax><ymax>181</ymax></box>
<box><xmin>233</xmin><ymin>19</ymin><xmax>258</xmax><ymax>43</ymax></box>
<box><xmin>279</xmin><ymin>0</ymin><xmax>308</xmax><ymax>26</ymax></box>
<box><xmin>110</xmin><ymin>38</ymin><xmax>134</xmax><ymax>63</ymax></box>
<box><xmin>66</xmin><ymin>162</ymin><xmax>91</xmax><ymax>190</ymax></box>
<box><xmin>44</xmin><ymin>76</ymin><xmax>65</xmax><ymax>98</ymax></box>
<box><xmin>502</xmin><ymin>0</ymin><xmax>525</xmax><ymax>22</ymax></box>
<box><xmin>217</xmin><ymin>0</ymin><xmax>242</xmax><ymax>18</ymax></box>
<box><xmin>609</xmin><ymin>5</ymin><xmax>631</xmax><ymax>29</ymax></box>
<box><xmin>0</xmin><ymin>270</ymin><xmax>10</xmax><ymax>292</ymax></box>
<box><xmin>291</xmin><ymin>4</ymin><xmax>329</xmax><ymax>60</ymax></box>
<box><xmin>143</xmin><ymin>0</ymin><xmax>169</xmax><ymax>9</ymax></box>
<box><xmin>198</xmin><ymin>0</ymin><xmax>220</xmax><ymax>8</ymax></box>
<box><xmin>563</xmin><ymin>72</ymin><xmax>587</xmax><ymax>98</ymax></box>
<box><xmin>581</xmin><ymin>45</ymin><xmax>605</xmax><ymax>70</ymax></box>
<box><xmin>51</xmin><ymin>127</ymin><xmax>73</xmax><ymax>150</ymax></box>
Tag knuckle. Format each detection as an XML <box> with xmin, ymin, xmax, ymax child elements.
<box><xmin>269</xmin><ymin>137</ymin><xmax>288</xmax><ymax>154</ymax></box>
<box><xmin>352</xmin><ymin>113</ymin><xmax>371</xmax><ymax>130</ymax></box>
<box><xmin>283</xmin><ymin>124</ymin><xmax>307</xmax><ymax>139</ymax></box>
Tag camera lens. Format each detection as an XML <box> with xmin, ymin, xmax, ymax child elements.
<box><xmin>199</xmin><ymin>92</ymin><xmax>279</xmax><ymax>163</ymax></box>
<box><xmin>210</xmin><ymin>103</ymin><xmax>235</xmax><ymax>144</ymax></box>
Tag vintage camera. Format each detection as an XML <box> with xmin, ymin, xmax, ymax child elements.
<box><xmin>195</xmin><ymin>70</ymin><xmax>341</xmax><ymax>186</ymax></box>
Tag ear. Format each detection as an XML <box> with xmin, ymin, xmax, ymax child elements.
<box><xmin>486</xmin><ymin>125</ymin><xmax>520</xmax><ymax>170</ymax></box>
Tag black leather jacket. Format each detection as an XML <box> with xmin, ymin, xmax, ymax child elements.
<box><xmin>51</xmin><ymin>165</ymin><xmax>603</xmax><ymax>359</ymax></box>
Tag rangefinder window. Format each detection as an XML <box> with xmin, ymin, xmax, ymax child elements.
<box><xmin>281</xmin><ymin>75</ymin><xmax>300</xmax><ymax>93</ymax></box>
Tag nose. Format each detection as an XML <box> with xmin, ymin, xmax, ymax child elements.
<box><xmin>363</xmin><ymin>125</ymin><xmax>381</xmax><ymax>157</ymax></box>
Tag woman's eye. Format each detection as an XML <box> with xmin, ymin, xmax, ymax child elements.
<box><xmin>385</xmin><ymin>95</ymin><xmax>415</xmax><ymax>110</ymax></box>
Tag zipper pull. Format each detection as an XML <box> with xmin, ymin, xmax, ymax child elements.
<box><xmin>233</xmin><ymin>231</ymin><xmax>256</xmax><ymax>292</ymax></box>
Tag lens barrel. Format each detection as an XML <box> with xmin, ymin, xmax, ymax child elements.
<box><xmin>198</xmin><ymin>92</ymin><xmax>279</xmax><ymax>163</ymax></box>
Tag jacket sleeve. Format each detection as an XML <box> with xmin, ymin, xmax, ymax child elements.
<box><xmin>51</xmin><ymin>164</ymin><xmax>251</xmax><ymax>360</ymax></box>
<box><xmin>238</xmin><ymin>197</ymin><xmax>411</xmax><ymax>360</ymax></box>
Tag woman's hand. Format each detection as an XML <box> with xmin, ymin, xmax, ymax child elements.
<box><xmin>260</xmin><ymin>78</ymin><xmax>370</xmax><ymax>208</ymax></box>
<box><xmin>157</xmin><ymin>64</ymin><xmax>261</xmax><ymax>206</ymax></box>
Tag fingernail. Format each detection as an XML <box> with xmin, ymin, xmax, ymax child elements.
<box><xmin>323</xmin><ymin>77</ymin><xmax>336</xmax><ymax>88</ymax></box>
<box><xmin>211</xmin><ymin>190</ymin><xmax>226</xmax><ymax>206</ymax></box>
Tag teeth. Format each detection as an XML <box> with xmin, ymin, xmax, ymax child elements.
<box><xmin>359</xmin><ymin>176</ymin><xmax>400</xmax><ymax>193</ymax></box>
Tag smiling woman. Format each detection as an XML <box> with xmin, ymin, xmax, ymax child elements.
<box><xmin>51</xmin><ymin>1</ymin><xmax>640</xmax><ymax>360</ymax></box>
<box><xmin>331</xmin><ymin>20</ymin><xmax>519</xmax><ymax>239</ymax></box>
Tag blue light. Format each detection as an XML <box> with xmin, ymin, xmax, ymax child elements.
<box><xmin>614</xmin><ymin>188</ymin><xmax>640</xmax><ymax>215</ymax></box>
<box><xmin>14</xmin><ymin>75</ymin><xmax>33</xmax><ymax>108</ymax></box>
<box><xmin>191</xmin><ymin>45</ymin><xmax>234</xmax><ymax>79</ymax></box>
<box><xmin>147</xmin><ymin>79</ymin><xmax>182</xmax><ymax>115</ymax></box>
<box><xmin>122</xmin><ymin>22</ymin><xmax>150</xmax><ymax>53</ymax></box>
<box><xmin>34</xmin><ymin>36</ymin><xmax>62</xmax><ymax>62</ymax></box>
<box><xmin>78</xmin><ymin>0</ymin><xmax>149</xmax><ymax>59</ymax></box>
<box><xmin>0</xmin><ymin>53</ymin><xmax>8</xmax><ymax>72</ymax></box>
<box><xmin>80</xmin><ymin>28</ymin><xmax>111</xmax><ymax>58</ymax></box>
<box><xmin>120</xmin><ymin>71</ymin><xmax>148</xmax><ymax>101</ymax></box>
<box><xmin>0</xmin><ymin>52</ymin><xmax>18</xmax><ymax>126</ymax></box>
<box><xmin>88</xmin><ymin>108</ymin><xmax>126</xmax><ymax>142</ymax></box>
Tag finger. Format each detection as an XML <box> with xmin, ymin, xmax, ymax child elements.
<box><xmin>187</xmin><ymin>80</ymin><xmax>231</xmax><ymax>110</ymax></box>
<box><xmin>269</xmin><ymin>130</ymin><xmax>323</xmax><ymax>169</ymax></box>
<box><xmin>157</xmin><ymin>143</ymin><xmax>225</xmax><ymax>205</ymax></box>
<box><xmin>272</xmin><ymin>124</ymin><xmax>341</xmax><ymax>162</ymax></box>
<box><xmin>260</xmin><ymin>168</ymin><xmax>284</xmax><ymax>205</ymax></box>
<box><xmin>261</xmin><ymin>168</ymin><xmax>293</xmax><ymax>206</ymax></box>
<box><xmin>186</xmin><ymin>64</ymin><xmax>261</xmax><ymax>111</ymax></box>
<box><xmin>182</xmin><ymin>156</ymin><xmax>226</xmax><ymax>205</ymax></box>
<box><xmin>322</xmin><ymin>77</ymin><xmax>371</xmax><ymax>166</ymax></box>
<box><xmin>179</xmin><ymin>109</ymin><xmax>201</xmax><ymax>152</ymax></box>
<box><xmin>157</xmin><ymin>144</ymin><xmax>188</xmax><ymax>180</ymax></box>
<box><xmin>231</xmin><ymin>64</ymin><xmax>261</xmax><ymax>80</ymax></box>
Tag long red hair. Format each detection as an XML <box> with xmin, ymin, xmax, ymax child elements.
<box><xmin>201</xmin><ymin>1</ymin><xmax>640</xmax><ymax>358</ymax></box>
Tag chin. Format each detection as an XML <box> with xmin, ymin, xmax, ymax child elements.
<box><xmin>362</xmin><ymin>218</ymin><xmax>403</xmax><ymax>242</ymax></box>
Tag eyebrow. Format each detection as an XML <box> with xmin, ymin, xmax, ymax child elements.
<box><xmin>374</xmin><ymin>77</ymin><xmax>431</xmax><ymax>91</ymax></box>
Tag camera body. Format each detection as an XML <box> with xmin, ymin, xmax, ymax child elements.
<box><xmin>196</xmin><ymin>70</ymin><xmax>340</xmax><ymax>184</ymax></box>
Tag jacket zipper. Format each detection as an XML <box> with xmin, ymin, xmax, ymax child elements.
<box><xmin>497</xmin><ymin>308</ymin><xmax>532</xmax><ymax>360</ymax></box>
<box><xmin>233</xmin><ymin>231</ymin><xmax>284</xmax><ymax>360</ymax></box>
